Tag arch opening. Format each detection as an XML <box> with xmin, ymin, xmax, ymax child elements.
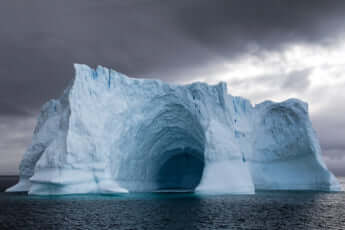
<box><xmin>155</xmin><ymin>148</ymin><xmax>205</xmax><ymax>192</ymax></box>
<box><xmin>115</xmin><ymin>102</ymin><xmax>206</xmax><ymax>192</ymax></box>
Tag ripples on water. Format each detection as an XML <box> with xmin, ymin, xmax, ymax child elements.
<box><xmin>0</xmin><ymin>177</ymin><xmax>345</xmax><ymax>230</ymax></box>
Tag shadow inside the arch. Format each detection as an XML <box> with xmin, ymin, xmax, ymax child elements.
<box><xmin>154</xmin><ymin>151</ymin><xmax>205</xmax><ymax>192</ymax></box>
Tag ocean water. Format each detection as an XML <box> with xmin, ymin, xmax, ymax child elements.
<box><xmin>0</xmin><ymin>177</ymin><xmax>344</xmax><ymax>230</ymax></box>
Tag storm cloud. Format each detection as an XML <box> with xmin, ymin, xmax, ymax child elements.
<box><xmin>1</xmin><ymin>0</ymin><xmax>345</xmax><ymax>175</ymax></box>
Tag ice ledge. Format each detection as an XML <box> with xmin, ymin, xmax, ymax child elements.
<box><xmin>7</xmin><ymin>169</ymin><xmax>128</xmax><ymax>195</ymax></box>
<box><xmin>6</xmin><ymin>178</ymin><xmax>31</xmax><ymax>192</ymax></box>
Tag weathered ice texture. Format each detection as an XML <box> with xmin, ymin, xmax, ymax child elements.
<box><xmin>7</xmin><ymin>64</ymin><xmax>341</xmax><ymax>195</ymax></box>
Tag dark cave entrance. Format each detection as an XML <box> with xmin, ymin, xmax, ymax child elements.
<box><xmin>155</xmin><ymin>148</ymin><xmax>205</xmax><ymax>192</ymax></box>
<box><xmin>115</xmin><ymin>103</ymin><xmax>207</xmax><ymax>192</ymax></box>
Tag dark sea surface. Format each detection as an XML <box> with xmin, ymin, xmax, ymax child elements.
<box><xmin>0</xmin><ymin>176</ymin><xmax>344</xmax><ymax>230</ymax></box>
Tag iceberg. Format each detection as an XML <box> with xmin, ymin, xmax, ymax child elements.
<box><xmin>6</xmin><ymin>64</ymin><xmax>341</xmax><ymax>195</ymax></box>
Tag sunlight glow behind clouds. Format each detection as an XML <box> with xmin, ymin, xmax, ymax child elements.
<box><xmin>202</xmin><ymin>39</ymin><xmax>345</xmax><ymax>113</ymax></box>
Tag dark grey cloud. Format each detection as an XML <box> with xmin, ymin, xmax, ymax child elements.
<box><xmin>176</xmin><ymin>0</ymin><xmax>345</xmax><ymax>58</ymax></box>
<box><xmin>1</xmin><ymin>0</ymin><xmax>345</xmax><ymax>111</ymax></box>
<box><xmin>1</xmin><ymin>0</ymin><xmax>345</xmax><ymax>175</ymax></box>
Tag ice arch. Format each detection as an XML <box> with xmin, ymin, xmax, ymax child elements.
<box><xmin>115</xmin><ymin>102</ymin><xmax>206</xmax><ymax>192</ymax></box>
<box><xmin>7</xmin><ymin>64</ymin><xmax>340</xmax><ymax>195</ymax></box>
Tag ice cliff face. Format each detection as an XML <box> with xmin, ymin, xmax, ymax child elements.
<box><xmin>7</xmin><ymin>64</ymin><xmax>341</xmax><ymax>195</ymax></box>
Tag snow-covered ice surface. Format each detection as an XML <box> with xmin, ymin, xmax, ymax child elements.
<box><xmin>6</xmin><ymin>64</ymin><xmax>341</xmax><ymax>195</ymax></box>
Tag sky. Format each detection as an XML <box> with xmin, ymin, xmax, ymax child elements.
<box><xmin>0</xmin><ymin>0</ymin><xmax>345</xmax><ymax>175</ymax></box>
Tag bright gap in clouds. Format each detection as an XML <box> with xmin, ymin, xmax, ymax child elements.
<box><xmin>198</xmin><ymin>39</ymin><xmax>345</xmax><ymax>115</ymax></box>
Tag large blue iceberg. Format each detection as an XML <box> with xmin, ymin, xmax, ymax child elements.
<box><xmin>7</xmin><ymin>64</ymin><xmax>341</xmax><ymax>195</ymax></box>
